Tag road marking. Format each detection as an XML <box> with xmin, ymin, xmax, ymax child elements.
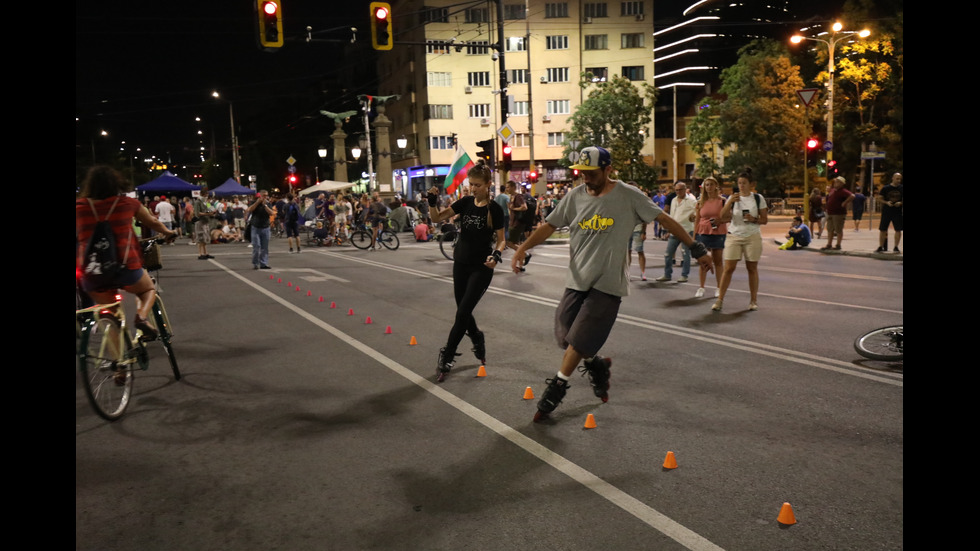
<box><xmin>273</xmin><ymin>267</ymin><xmax>350</xmax><ymax>283</ymax></box>
<box><xmin>215</xmin><ymin>260</ymin><xmax>725</xmax><ymax>551</ymax></box>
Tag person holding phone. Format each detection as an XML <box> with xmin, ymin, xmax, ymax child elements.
<box><xmin>713</xmin><ymin>169</ymin><xmax>768</xmax><ymax>312</ymax></box>
<box><xmin>247</xmin><ymin>190</ymin><xmax>274</xmax><ymax>269</ymax></box>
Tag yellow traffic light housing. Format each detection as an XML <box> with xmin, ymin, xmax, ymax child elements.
<box><xmin>256</xmin><ymin>0</ymin><xmax>283</xmax><ymax>51</ymax></box>
<box><xmin>370</xmin><ymin>2</ymin><xmax>392</xmax><ymax>51</ymax></box>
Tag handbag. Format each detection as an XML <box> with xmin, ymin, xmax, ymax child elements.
<box><xmin>143</xmin><ymin>241</ymin><xmax>162</xmax><ymax>271</ymax></box>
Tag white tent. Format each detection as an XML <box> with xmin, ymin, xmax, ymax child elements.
<box><xmin>299</xmin><ymin>180</ymin><xmax>356</xmax><ymax>196</ymax></box>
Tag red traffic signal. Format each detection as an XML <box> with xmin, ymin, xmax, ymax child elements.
<box><xmin>502</xmin><ymin>144</ymin><xmax>513</xmax><ymax>171</ymax></box>
<box><xmin>370</xmin><ymin>2</ymin><xmax>392</xmax><ymax>51</ymax></box>
<box><xmin>529</xmin><ymin>171</ymin><xmax>538</xmax><ymax>183</ymax></box>
<box><xmin>256</xmin><ymin>0</ymin><xmax>283</xmax><ymax>50</ymax></box>
<box><xmin>806</xmin><ymin>137</ymin><xmax>819</xmax><ymax>149</ymax></box>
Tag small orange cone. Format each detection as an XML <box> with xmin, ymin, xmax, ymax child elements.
<box><xmin>278</xmin><ymin>278</ymin><xmax>282</xmax><ymax>283</ymax></box>
<box><xmin>583</xmin><ymin>414</ymin><xmax>597</xmax><ymax>429</ymax></box>
<box><xmin>330</xmin><ymin>301</ymin><xmax>336</xmax><ymax>308</ymax></box>
<box><xmin>476</xmin><ymin>365</ymin><xmax>487</xmax><ymax>377</ymax></box>
<box><xmin>663</xmin><ymin>451</ymin><xmax>678</xmax><ymax>470</ymax></box>
<box><xmin>347</xmin><ymin>308</ymin><xmax>354</xmax><ymax>315</ymax></box>
<box><xmin>523</xmin><ymin>387</ymin><xmax>534</xmax><ymax>399</ymax></box>
<box><xmin>777</xmin><ymin>502</ymin><xmax>796</xmax><ymax>525</ymax></box>
<box><xmin>365</xmin><ymin>316</ymin><xmax>373</xmax><ymax>324</ymax></box>
<box><xmin>296</xmin><ymin>286</ymin><xmax>301</xmax><ymax>292</ymax></box>
<box><xmin>287</xmin><ymin>282</ymin><xmax>292</xmax><ymax>287</ymax></box>
<box><xmin>384</xmin><ymin>325</ymin><xmax>392</xmax><ymax>334</ymax></box>
<box><xmin>409</xmin><ymin>336</ymin><xmax>418</xmax><ymax>345</ymax></box>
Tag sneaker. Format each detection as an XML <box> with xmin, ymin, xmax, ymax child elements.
<box><xmin>893</xmin><ymin>247</ymin><xmax>900</xmax><ymax>253</ymax></box>
<box><xmin>469</xmin><ymin>330</ymin><xmax>486</xmax><ymax>363</ymax></box>
<box><xmin>678</xmin><ymin>276</ymin><xmax>688</xmax><ymax>283</ymax></box>
<box><xmin>253</xmin><ymin>265</ymin><xmax>259</xmax><ymax>270</ymax></box>
<box><xmin>134</xmin><ymin>315</ymin><xmax>158</xmax><ymax>341</ymax></box>
<box><xmin>714</xmin><ymin>288</ymin><xmax>720</xmax><ymax>298</ymax></box>
<box><xmin>875</xmin><ymin>246</ymin><xmax>886</xmax><ymax>253</ymax></box>
<box><xmin>748</xmin><ymin>303</ymin><xmax>759</xmax><ymax>311</ymax></box>
<box><xmin>580</xmin><ymin>356</ymin><xmax>612</xmax><ymax>403</ymax></box>
<box><xmin>695</xmin><ymin>287</ymin><xmax>705</xmax><ymax>298</ymax></box>
<box><xmin>260</xmin><ymin>265</ymin><xmax>272</xmax><ymax>269</ymax></box>
<box><xmin>654</xmin><ymin>276</ymin><xmax>671</xmax><ymax>282</ymax></box>
<box><xmin>641</xmin><ymin>274</ymin><xmax>647</xmax><ymax>281</ymax></box>
<box><xmin>534</xmin><ymin>377</ymin><xmax>569</xmax><ymax>421</ymax></box>
<box><xmin>289</xmin><ymin>248</ymin><xmax>293</xmax><ymax>253</ymax></box>
<box><xmin>711</xmin><ymin>300</ymin><xmax>723</xmax><ymax>311</ymax></box>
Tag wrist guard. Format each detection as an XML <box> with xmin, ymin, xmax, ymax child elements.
<box><xmin>689</xmin><ymin>241</ymin><xmax>708</xmax><ymax>259</ymax></box>
<box><xmin>427</xmin><ymin>193</ymin><xmax>439</xmax><ymax>207</ymax></box>
<box><xmin>492</xmin><ymin>250</ymin><xmax>502</xmax><ymax>263</ymax></box>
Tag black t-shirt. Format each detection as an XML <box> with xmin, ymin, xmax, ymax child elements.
<box><xmin>450</xmin><ymin>196</ymin><xmax>505</xmax><ymax>265</ymax></box>
<box><xmin>249</xmin><ymin>199</ymin><xmax>272</xmax><ymax>228</ymax></box>
<box><xmin>879</xmin><ymin>184</ymin><xmax>903</xmax><ymax>212</ymax></box>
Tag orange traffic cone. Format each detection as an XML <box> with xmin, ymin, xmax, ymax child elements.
<box><xmin>296</xmin><ymin>286</ymin><xmax>301</xmax><ymax>292</ymax></box>
<box><xmin>307</xmin><ymin>291</ymin><xmax>312</xmax><ymax>296</ymax></box>
<box><xmin>409</xmin><ymin>336</ymin><xmax>418</xmax><ymax>345</ymax></box>
<box><xmin>384</xmin><ymin>325</ymin><xmax>392</xmax><ymax>334</ymax></box>
<box><xmin>476</xmin><ymin>365</ymin><xmax>487</xmax><ymax>377</ymax></box>
<box><xmin>523</xmin><ymin>387</ymin><xmax>534</xmax><ymax>399</ymax></box>
<box><xmin>777</xmin><ymin>502</ymin><xmax>797</xmax><ymax>525</ymax></box>
<box><xmin>663</xmin><ymin>451</ymin><xmax>678</xmax><ymax>470</ymax></box>
<box><xmin>270</xmin><ymin>275</ymin><xmax>274</xmax><ymax>279</ymax></box>
<box><xmin>583</xmin><ymin>414</ymin><xmax>597</xmax><ymax>429</ymax></box>
<box><xmin>365</xmin><ymin>316</ymin><xmax>373</xmax><ymax>324</ymax></box>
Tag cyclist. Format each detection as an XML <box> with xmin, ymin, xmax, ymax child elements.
<box><xmin>76</xmin><ymin>165</ymin><xmax>177</xmax><ymax>339</ymax></box>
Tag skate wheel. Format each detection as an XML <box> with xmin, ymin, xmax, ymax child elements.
<box><xmin>436</xmin><ymin>371</ymin><xmax>447</xmax><ymax>383</ymax></box>
<box><xmin>600</xmin><ymin>394</ymin><xmax>609</xmax><ymax>403</ymax></box>
<box><xmin>533</xmin><ymin>410</ymin><xmax>550</xmax><ymax>423</ymax></box>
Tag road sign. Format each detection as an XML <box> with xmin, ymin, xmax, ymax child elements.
<box><xmin>797</xmin><ymin>88</ymin><xmax>819</xmax><ymax>107</ymax></box>
<box><xmin>861</xmin><ymin>151</ymin><xmax>886</xmax><ymax>160</ymax></box>
<box><xmin>497</xmin><ymin>122</ymin><xmax>515</xmax><ymax>144</ymax></box>
<box><xmin>823</xmin><ymin>141</ymin><xmax>833</xmax><ymax>152</ymax></box>
<box><xmin>286</xmin><ymin>155</ymin><xmax>296</xmax><ymax>166</ymax></box>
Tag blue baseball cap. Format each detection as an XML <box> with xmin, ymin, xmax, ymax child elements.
<box><xmin>570</xmin><ymin>146</ymin><xmax>611</xmax><ymax>170</ymax></box>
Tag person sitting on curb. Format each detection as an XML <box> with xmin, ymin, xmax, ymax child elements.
<box><xmin>778</xmin><ymin>216</ymin><xmax>811</xmax><ymax>250</ymax></box>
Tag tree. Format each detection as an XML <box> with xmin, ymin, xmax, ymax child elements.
<box><xmin>713</xmin><ymin>40</ymin><xmax>809</xmax><ymax>195</ymax></box>
<box><xmin>563</xmin><ymin>74</ymin><xmax>659</xmax><ymax>187</ymax></box>
<box><xmin>685</xmin><ymin>96</ymin><xmax>724</xmax><ymax>179</ymax></box>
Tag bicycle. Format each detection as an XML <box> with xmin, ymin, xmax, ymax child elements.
<box><xmin>350</xmin><ymin>220</ymin><xmax>400</xmax><ymax>251</ymax></box>
<box><xmin>438</xmin><ymin>222</ymin><xmax>458</xmax><ymax>261</ymax></box>
<box><xmin>854</xmin><ymin>325</ymin><xmax>903</xmax><ymax>361</ymax></box>
<box><xmin>76</xmin><ymin>237</ymin><xmax>181</xmax><ymax>421</ymax></box>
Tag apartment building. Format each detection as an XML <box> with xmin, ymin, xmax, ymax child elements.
<box><xmin>378</xmin><ymin>0</ymin><xmax>655</xmax><ymax>197</ymax></box>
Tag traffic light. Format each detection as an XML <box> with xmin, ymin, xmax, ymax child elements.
<box><xmin>476</xmin><ymin>138</ymin><xmax>494</xmax><ymax>166</ymax></box>
<box><xmin>501</xmin><ymin>144</ymin><xmax>513</xmax><ymax>171</ymax></box>
<box><xmin>370</xmin><ymin>2</ymin><xmax>393</xmax><ymax>51</ymax></box>
<box><xmin>256</xmin><ymin>0</ymin><xmax>283</xmax><ymax>51</ymax></box>
<box><xmin>806</xmin><ymin>137</ymin><xmax>819</xmax><ymax>150</ymax></box>
<box><xmin>827</xmin><ymin>159</ymin><xmax>838</xmax><ymax>176</ymax></box>
<box><xmin>529</xmin><ymin>171</ymin><xmax>538</xmax><ymax>184</ymax></box>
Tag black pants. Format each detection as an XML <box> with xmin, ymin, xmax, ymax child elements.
<box><xmin>446</xmin><ymin>262</ymin><xmax>494</xmax><ymax>355</ymax></box>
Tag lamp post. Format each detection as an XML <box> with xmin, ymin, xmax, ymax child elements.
<box><xmin>791</xmin><ymin>22</ymin><xmax>870</xmax><ymax>170</ymax></box>
<box><xmin>211</xmin><ymin>91</ymin><xmax>241</xmax><ymax>182</ymax></box>
<box><xmin>658</xmin><ymin>82</ymin><xmax>704</xmax><ymax>184</ymax></box>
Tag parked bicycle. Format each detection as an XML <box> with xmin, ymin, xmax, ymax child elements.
<box><xmin>350</xmin><ymin>220</ymin><xmax>400</xmax><ymax>250</ymax></box>
<box><xmin>854</xmin><ymin>325</ymin><xmax>903</xmax><ymax>362</ymax></box>
<box><xmin>76</xmin><ymin>237</ymin><xmax>181</xmax><ymax>421</ymax></box>
<box><xmin>438</xmin><ymin>222</ymin><xmax>458</xmax><ymax>261</ymax></box>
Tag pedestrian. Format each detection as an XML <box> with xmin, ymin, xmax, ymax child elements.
<box><xmin>426</xmin><ymin>162</ymin><xmax>507</xmax><ymax>382</ymax></box>
<box><xmin>493</xmin><ymin>184</ymin><xmax>510</xmax><ymax>230</ymax></box>
<box><xmin>247</xmin><ymin>190</ymin><xmax>274</xmax><ymax>269</ymax></box>
<box><xmin>182</xmin><ymin>197</ymin><xmax>194</xmax><ymax>241</ymax></box>
<box><xmin>851</xmin><ymin>186</ymin><xmax>866</xmax><ymax>231</ymax></box>
<box><xmin>192</xmin><ymin>187</ymin><xmax>216</xmax><ymax>259</ymax></box>
<box><xmin>656</xmin><ymin>182</ymin><xmax>698</xmax><ymax>283</ymax></box>
<box><xmin>510</xmin><ymin>146</ymin><xmax>712</xmax><ymax>422</ymax></box>
<box><xmin>282</xmin><ymin>193</ymin><xmax>302</xmax><ymax>253</ymax></box>
<box><xmin>154</xmin><ymin>194</ymin><xmax>176</xmax><ymax>236</ymax></box>
<box><xmin>876</xmin><ymin>172</ymin><xmax>903</xmax><ymax>253</ymax></box>
<box><xmin>504</xmin><ymin>180</ymin><xmax>532</xmax><ymax>270</ymax></box>
<box><xmin>808</xmin><ymin>187</ymin><xmax>825</xmax><ymax>239</ymax></box>
<box><xmin>232</xmin><ymin>196</ymin><xmax>247</xmax><ymax>233</ymax></box>
<box><xmin>712</xmin><ymin>169</ymin><xmax>768</xmax><ymax>312</ymax></box>
<box><xmin>693</xmin><ymin>177</ymin><xmax>727</xmax><ymax>298</ymax></box>
<box><xmin>820</xmin><ymin>176</ymin><xmax>853</xmax><ymax>250</ymax></box>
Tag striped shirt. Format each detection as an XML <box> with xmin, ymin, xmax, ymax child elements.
<box><xmin>76</xmin><ymin>196</ymin><xmax>142</xmax><ymax>271</ymax></box>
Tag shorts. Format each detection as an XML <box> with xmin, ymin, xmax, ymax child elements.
<box><xmin>879</xmin><ymin>209</ymin><xmax>903</xmax><ymax>232</ymax></box>
<box><xmin>630</xmin><ymin>230</ymin><xmax>644</xmax><ymax>253</ymax></box>
<box><xmin>554</xmin><ymin>288</ymin><xmax>622</xmax><ymax>358</ymax></box>
<box><xmin>194</xmin><ymin>220</ymin><xmax>211</xmax><ymax>244</ymax></box>
<box><xmin>81</xmin><ymin>267</ymin><xmax>145</xmax><ymax>293</ymax></box>
<box><xmin>285</xmin><ymin>222</ymin><xmax>300</xmax><ymax>237</ymax></box>
<box><xmin>723</xmin><ymin>232</ymin><xmax>763</xmax><ymax>262</ymax></box>
<box><xmin>825</xmin><ymin>214</ymin><xmax>846</xmax><ymax>236</ymax></box>
<box><xmin>507</xmin><ymin>222</ymin><xmax>526</xmax><ymax>243</ymax></box>
<box><xmin>696</xmin><ymin>233</ymin><xmax>726</xmax><ymax>250</ymax></box>
<box><xmin>852</xmin><ymin>209</ymin><xmax>864</xmax><ymax>221</ymax></box>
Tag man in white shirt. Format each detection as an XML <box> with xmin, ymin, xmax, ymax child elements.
<box><xmin>655</xmin><ymin>182</ymin><xmax>697</xmax><ymax>283</ymax></box>
<box><xmin>154</xmin><ymin>197</ymin><xmax>176</xmax><ymax>233</ymax></box>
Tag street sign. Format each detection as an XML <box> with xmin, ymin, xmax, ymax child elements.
<box><xmin>861</xmin><ymin>151</ymin><xmax>886</xmax><ymax>160</ymax></box>
<box><xmin>797</xmin><ymin>88</ymin><xmax>819</xmax><ymax>107</ymax></box>
<box><xmin>286</xmin><ymin>155</ymin><xmax>296</xmax><ymax>165</ymax></box>
<box><xmin>497</xmin><ymin>122</ymin><xmax>515</xmax><ymax>144</ymax></box>
<box><xmin>823</xmin><ymin>141</ymin><xmax>833</xmax><ymax>152</ymax></box>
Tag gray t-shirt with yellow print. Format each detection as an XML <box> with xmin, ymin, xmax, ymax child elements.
<box><xmin>546</xmin><ymin>180</ymin><xmax>662</xmax><ymax>297</ymax></box>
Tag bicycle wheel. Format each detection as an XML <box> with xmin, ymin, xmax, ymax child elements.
<box><xmin>79</xmin><ymin>317</ymin><xmax>134</xmax><ymax>421</ymax></box>
<box><xmin>439</xmin><ymin>232</ymin><xmax>457</xmax><ymax>261</ymax></box>
<box><xmin>854</xmin><ymin>325</ymin><xmax>903</xmax><ymax>361</ymax></box>
<box><xmin>350</xmin><ymin>230</ymin><xmax>373</xmax><ymax>250</ymax></box>
<box><xmin>380</xmin><ymin>230</ymin><xmax>400</xmax><ymax>250</ymax></box>
<box><xmin>152</xmin><ymin>297</ymin><xmax>181</xmax><ymax>380</ymax></box>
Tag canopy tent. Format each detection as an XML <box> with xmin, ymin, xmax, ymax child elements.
<box><xmin>136</xmin><ymin>172</ymin><xmax>201</xmax><ymax>194</ymax></box>
<box><xmin>299</xmin><ymin>180</ymin><xmax>355</xmax><ymax>197</ymax></box>
<box><xmin>211</xmin><ymin>178</ymin><xmax>254</xmax><ymax>197</ymax></box>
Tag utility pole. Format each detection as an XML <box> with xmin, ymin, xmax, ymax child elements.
<box><xmin>525</xmin><ymin>1</ymin><xmax>536</xmax><ymax>194</ymax></box>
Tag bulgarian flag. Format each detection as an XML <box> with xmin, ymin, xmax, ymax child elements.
<box><xmin>445</xmin><ymin>146</ymin><xmax>474</xmax><ymax>195</ymax></box>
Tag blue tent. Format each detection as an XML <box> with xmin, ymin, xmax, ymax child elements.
<box><xmin>136</xmin><ymin>172</ymin><xmax>201</xmax><ymax>194</ymax></box>
<box><xmin>211</xmin><ymin>178</ymin><xmax>254</xmax><ymax>197</ymax></box>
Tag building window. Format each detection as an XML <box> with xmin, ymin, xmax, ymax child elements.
<box><xmin>503</xmin><ymin>4</ymin><xmax>525</xmax><ymax>19</ymax></box>
<box><xmin>467</xmin><ymin>41</ymin><xmax>490</xmax><ymax>55</ymax></box>
<box><xmin>420</xmin><ymin>7</ymin><xmax>448</xmax><ymax>24</ymax></box>
<box><xmin>547</xmin><ymin>132</ymin><xmax>566</xmax><ymax>146</ymax></box>
<box><xmin>546</xmin><ymin>67</ymin><xmax>570</xmax><ymax>82</ymax></box>
<box><xmin>544</xmin><ymin>3</ymin><xmax>568</xmax><ymax>18</ymax></box>
<box><xmin>621</xmin><ymin>65</ymin><xmax>645</xmax><ymax>80</ymax></box>
<box><xmin>427</xmin><ymin>72</ymin><xmax>452</xmax><ymax>86</ymax></box>
<box><xmin>425</xmin><ymin>105</ymin><xmax>453</xmax><ymax>120</ymax></box>
<box><xmin>513</xmin><ymin>133</ymin><xmax>530</xmax><ymax>147</ymax></box>
<box><xmin>467</xmin><ymin>71</ymin><xmax>491</xmax><ymax>87</ymax></box>
<box><xmin>507</xmin><ymin>69</ymin><xmax>529</xmax><ymax>84</ymax></box>
<box><xmin>584</xmin><ymin>3</ymin><xmax>608</xmax><ymax>18</ymax></box>
<box><xmin>545</xmin><ymin>35</ymin><xmax>569</xmax><ymax>50</ymax></box>
<box><xmin>584</xmin><ymin>35</ymin><xmax>607</xmax><ymax>50</ymax></box>
<box><xmin>466</xmin><ymin>8</ymin><xmax>489</xmax><ymax>23</ymax></box>
<box><xmin>426</xmin><ymin>41</ymin><xmax>451</xmax><ymax>55</ymax></box>
<box><xmin>429</xmin><ymin>136</ymin><xmax>454</xmax><ymax>150</ymax></box>
<box><xmin>546</xmin><ymin>100</ymin><xmax>570</xmax><ymax>115</ymax></box>
<box><xmin>585</xmin><ymin>67</ymin><xmax>608</xmax><ymax>82</ymax></box>
<box><xmin>621</xmin><ymin>1</ymin><xmax>644</xmax><ymax>16</ymax></box>
<box><xmin>511</xmin><ymin>101</ymin><xmax>529</xmax><ymax>116</ymax></box>
<box><xmin>621</xmin><ymin>33</ymin><xmax>645</xmax><ymax>49</ymax></box>
<box><xmin>505</xmin><ymin>36</ymin><xmax>526</xmax><ymax>52</ymax></box>
<box><xmin>468</xmin><ymin>104</ymin><xmax>491</xmax><ymax>118</ymax></box>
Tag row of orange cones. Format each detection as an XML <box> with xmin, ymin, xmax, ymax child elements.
<box><xmin>270</xmin><ymin>274</ymin><xmax>798</xmax><ymax>526</ymax></box>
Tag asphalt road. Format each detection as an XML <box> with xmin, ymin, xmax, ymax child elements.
<box><xmin>76</xmin><ymin>227</ymin><xmax>903</xmax><ymax>551</ymax></box>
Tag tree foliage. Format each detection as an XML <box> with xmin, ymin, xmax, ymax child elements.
<box><xmin>563</xmin><ymin>74</ymin><xmax>659</xmax><ymax>187</ymax></box>
<box><xmin>685</xmin><ymin>96</ymin><xmax>723</xmax><ymax>179</ymax></box>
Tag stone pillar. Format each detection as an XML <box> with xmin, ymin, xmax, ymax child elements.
<box><xmin>373</xmin><ymin>103</ymin><xmax>394</xmax><ymax>200</ymax></box>
<box><xmin>330</xmin><ymin>120</ymin><xmax>348</xmax><ymax>182</ymax></box>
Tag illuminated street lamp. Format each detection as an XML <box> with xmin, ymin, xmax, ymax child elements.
<box><xmin>211</xmin><ymin>91</ymin><xmax>241</xmax><ymax>182</ymax></box>
<box><xmin>791</xmin><ymin>22</ymin><xmax>870</xmax><ymax>168</ymax></box>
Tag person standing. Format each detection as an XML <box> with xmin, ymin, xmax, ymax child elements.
<box><xmin>232</xmin><ymin>196</ymin><xmax>247</xmax><ymax>234</ymax></box>
<box><xmin>510</xmin><ymin>146</ymin><xmax>712</xmax><ymax>422</ymax></box>
<box><xmin>821</xmin><ymin>176</ymin><xmax>854</xmax><ymax>250</ymax></box>
<box><xmin>850</xmin><ymin>187</ymin><xmax>866</xmax><ymax>231</ymax></box>
<box><xmin>494</xmin><ymin>184</ymin><xmax>510</xmax><ymax>231</ymax></box>
<box><xmin>712</xmin><ymin>170</ymin><xmax>768</xmax><ymax>312</ymax></box>
<box><xmin>426</xmin><ymin>162</ymin><xmax>507</xmax><ymax>382</ymax></box>
<box><xmin>504</xmin><ymin>181</ymin><xmax>532</xmax><ymax>269</ymax></box>
<box><xmin>192</xmin><ymin>187</ymin><xmax>215</xmax><ymax>260</ymax></box>
<box><xmin>808</xmin><ymin>187</ymin><xmax>825</xmax><ymax>239</ymax></box>
<box><xmin>692</xmin><ymin>177</ymin><xmax>727</xmax><ymax>298</ymax></box>
<box><xmin>247</xmin><ymin>190</ymin><xmax>274</xmax><ymax>269</ymax></box>
<box><xmin>283</xmin><ymin>193</ymin><xmax>302</xmax><ymax>253</ymax></box>
<box><xmin>154</xmin><ymin>195</ymin><xmax>176</xmax><ymax>236</ymax></box>
<box><xmin>876</xmin><ymin>172</ymin><xmax>903</xmax><ymax>253</ymax></box>
<box><xmin>655</xmin><ymin>182</ymin><xmax>697</xmax><ymax>283</ymax></box>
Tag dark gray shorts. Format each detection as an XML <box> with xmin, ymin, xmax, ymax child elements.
<box><xmin>554</xmin><ymin>288</ymin><xmax>622</xmax><ymax>358</ymax></box>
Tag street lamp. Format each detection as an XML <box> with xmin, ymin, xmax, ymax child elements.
<box><xmin>211</xmin><ymin>91</ymin><xmax>241</xmax><ymax>182</ymax></box>
<box><xmin>790</xmin><ymin>22</ymin><xmax>870</xmax><ymax>169</ymax></box>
